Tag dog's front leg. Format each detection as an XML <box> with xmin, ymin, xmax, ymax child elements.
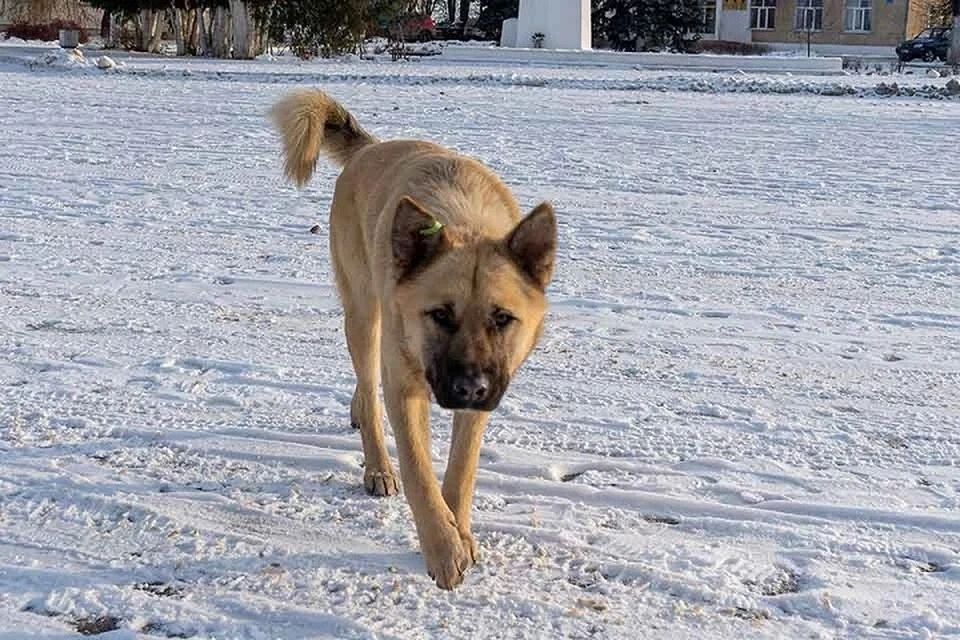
<box><xmin>441</xmin><ymin>410</ymin><xmax>489</xmax><ymax>563</ymax></box>
<box><xmin>383</xmin><ymin>378</ymin><xmax>472</xmax><ymax>590</ymax></box>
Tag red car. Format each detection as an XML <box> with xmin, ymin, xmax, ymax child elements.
<box><xmin>401</xmin><ymin>14</ymin><xmax>436</xmax><ymax>41</ymax></box>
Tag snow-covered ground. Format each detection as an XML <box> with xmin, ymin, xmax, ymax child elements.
<box><xmin>2</xmin><ymin>38</ymin><xmax>959</xmax><ymax>98</ymax></box>
<box><xmin>1</xmin><ymin>51</ymin><xmax>958</xmax><ymax>640</ymax></box>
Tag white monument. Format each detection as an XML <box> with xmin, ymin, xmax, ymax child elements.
<box><xmin>500</xmin><ymin>17</ymin><xmax>519</xmax><ymax>48</ymax></box>
<box><xmin>501</xmin><ymin>0</ymin><xmax>591</xmax><ymax>50</ymax></box>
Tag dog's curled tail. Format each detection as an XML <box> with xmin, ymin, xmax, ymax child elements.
<box><xmin>270</xmin><ymin>89</ymin><xmax>377</xmax><ymax>187</ymax></box>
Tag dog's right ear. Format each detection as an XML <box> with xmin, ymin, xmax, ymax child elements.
<box><xmin>507</xmin><ymin>201</ymin><xmax>556</xmax><ymax>291</ymax></box>
<box><xmin>392</xmin><ymin>196</ymin><xmax>447</xmax><ymax>279</ymax></box>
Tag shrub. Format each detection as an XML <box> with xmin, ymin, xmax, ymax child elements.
<box><xmin>593</xmin><ymin>0</ymin><xmax>704</xmax><ymax>53</ymax></box>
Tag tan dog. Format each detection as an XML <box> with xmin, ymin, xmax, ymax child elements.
<box><xmin>270</xmin><ymin>89</ymin><xmax>556</xmax><ymax>589</ymax></box>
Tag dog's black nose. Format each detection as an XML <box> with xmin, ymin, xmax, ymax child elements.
<box><xmin>451</xmin><ymin>374</ymin><xmax>490</xmax><ymax>403</ymax></box>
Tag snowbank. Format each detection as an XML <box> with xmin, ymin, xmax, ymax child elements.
<box><xmin>0</xmin><ymin>35</ymin><xmax>59</xmax><ymax>47</ymax></box>
<box><xmin>22</xmin><ymin>46</ymin><xmax>123</xmax><ymax>72</ymax></box>
<box><xmin>27</xmin><ymin>47</ymin><xmax>93</xmax><ymax>69</ymax></box>
<box><xmin>364</xmin><ymin>38</ymin><xmax>443</xmax><ymax>57</ymax></box>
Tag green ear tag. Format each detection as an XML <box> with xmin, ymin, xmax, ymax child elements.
<box><xmin>419</xmin><ymin>220</ymin><xmax>444</xmax><ymax>237</ymax></box>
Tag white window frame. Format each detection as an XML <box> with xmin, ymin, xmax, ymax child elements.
<box><xmin>750</xmin><ymin>0</ymin><xmax>777</xmax><ymax>30</ymax></box>
<box><xmin>844</xmin><ymin>0</ymin><xmax>872</xmax><ymax>32</ymax></box>
<box><xmin>794</xmin><ymin>0</ymin><xmax>824</xmax><ymax>31</ymax></box>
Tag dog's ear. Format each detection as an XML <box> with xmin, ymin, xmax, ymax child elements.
<box><xmin>392</xmin><ymin>196</ymin><xmax>447</xmax><ymax>279</ymax></box>
<box><xmin>507</xmin><ymin>202</ymin><xmax>556</xmax><ymax>291</ymax></box>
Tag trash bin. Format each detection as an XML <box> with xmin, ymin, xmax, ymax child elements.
<box><xmin>59</xmin><ymin>29</ymin><xmax>80</xmax><ymax>49</ymax></box>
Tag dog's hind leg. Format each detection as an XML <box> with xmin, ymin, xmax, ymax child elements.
<box><xmin>441</xmin><ymin>410</ymin><xmax>489</xmax><ymax>564</ymax></box>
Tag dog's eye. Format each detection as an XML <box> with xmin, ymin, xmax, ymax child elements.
<box><xmin>491</xmin><ymin>309</ymin><xmax>516</xmax><ymax>331</ymax></box>
<box><xmin>427</xmin><ymin>307</ymin><xmax>456</xmax><ymax>330</ymax></box>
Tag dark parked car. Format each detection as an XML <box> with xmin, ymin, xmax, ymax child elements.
<box><xmin>896</xmin><ymin>27</ymin><xmax>952</xmax><ymax>62</ymax></box>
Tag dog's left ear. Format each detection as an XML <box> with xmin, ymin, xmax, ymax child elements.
<box><xmin>507</xmin><ymin>202</ymin><xmax>556</xmax><ymax>291</ymax></box>
<box><xmin>392</xmin><ymin>196</ymin><xmax>447</xmax><ymax>279</ymax></box>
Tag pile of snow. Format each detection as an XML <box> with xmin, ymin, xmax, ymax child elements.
<box><xmin>96</xmin><ymin>55</ymin><xmax>117</xmax><ymax>69</ymax></box>
<box><xmin>364</xmin><ymin>38</ymin><xmax>442</xmax><ymax>57</ymax></box>
<box><xmin>0</xmin><ymin>35</ymin><xmax>59</xmax><ymax>47</ymax></box>
<box><xmin>401</xmin><ymin>41</ymin><xmax>442</xmax><ymax>56</ymax></box>
<box><xmin>764</xmin><ymin>49</ymin><xmax>815</xmax><ymax>58</ymax></box>
<box><xmin>25</xmin><ymin>47</ymin><xmax>122</xmax><ymax>71</ymax></box>
<box><xmin>360</xmin><ymin>37</ymin><xmax>496</xmax><ymax>58</ymax></box>
<box><xmin>436</xmin><ymin>39</ymin><xmax>499</xmax><ymax>48</ymax></box>
<box><xmin>252</xmin><ymin>48</ymin><xmax>309</xmax><ymax>63</ymax></box>
<box><xmin>28</xmin><ymin>47</ymin><xmax>92</xmax><ymax>69</ymax></box>
<box><xmin>253</xmin><ymin>38</ymin><xmax>444</xmax><ymax>62</ymax></box>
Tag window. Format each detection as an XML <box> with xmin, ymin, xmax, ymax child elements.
<box><xmin>701</xmin><ymin>0</ymin><xmax>718</xmax><ymax>35</ymax></box>
<box><xmin>750</xmin><ymin>0</ymin><xmax>777</xmax><ymax>30</ymax></box>
<box><xmin>794</xmin><ymin>0</ymin><xmax>823</xmax><ymax>31</ymax></box>
<box><xmin>844</xmin><ymin>0</ymin><xmax>872</xmax><ymax>32</ymax></box>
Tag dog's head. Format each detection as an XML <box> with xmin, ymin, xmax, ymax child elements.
<box><xmin>391</xmin><ymin>196</ymin><xmax>556</xmax><ymax>412</ymax></box>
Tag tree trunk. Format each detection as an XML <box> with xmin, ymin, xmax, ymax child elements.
<box><xmin>949</xmin><ymin>12</ymin><xmax>960</xmax><ymax>65</ymax></box>
<box><xmin>458</xmin><ymin>0</ymin><xmax>471</xmax><ymax>29</ymax></box>
<box><xmin>134</xmin><ymin>9</ymin><xmax>148</xmax><ymax>52</ymax></box>
<box><xmin>229</xmin><ymin>0</ymin><xmax>249</xmax><ymax>58</ymax></box>
<box><xmin>168</xmin><ymin>7</ymin><xmax>185</xmax><ymax>56</ymax></box>
<box><xmin>211</xmin><ymin>5</ymin><xmax>230</xmax><ymax>58</ymax></box>
<box><xmin>148</xmin><ymin>12</ymin><xmax>163</xmax><ymax>54</ymax></box>
<box><xmin>197</xmin><ymin>8</ymin><xmax>213</xmax><ymax>56</ymax></box>
<box><xmin>107</xmin><ymin>12</ymin><xmax>121</xmax><ymax>48</ymax></box>
<box><xmin>186</xmin><ymin>9</ymin><xmax>200</xmax><ymax>55</ymax></box>
<box><xmin>135</xmin><ymin>9</ymin><xmax>161</xmax><ymax>53</ymax></box>
<box><xmin>229</xmin><ymin>0</ymin><xmax>265</xmax><ymax>59</ymax></box>
<box><xmin>447</xmin><ymin>0</ymin><xmax>456</xmax><ymax>22</ymax></box>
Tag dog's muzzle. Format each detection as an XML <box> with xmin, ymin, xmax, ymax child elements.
<box><xmin>429</xmin><ymin>363</ymin><xmax>506</xmax><ymax>412</ymax></box>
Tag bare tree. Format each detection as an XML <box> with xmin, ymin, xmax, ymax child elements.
<box><xmin>914</xmin><ymin>0</ymin><xmax>953</xmax><ymax>28</ymax></box>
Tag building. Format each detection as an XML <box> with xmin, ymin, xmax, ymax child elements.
<box><xmin>700</xmin><ymin>0</ymin><xmax>934</xmax><ymax>54</ymax></box>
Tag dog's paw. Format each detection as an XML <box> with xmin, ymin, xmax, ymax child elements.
<box><xmin>458</xmin><ymin>528</ymin><xmax>478</xmax><ymax>565</ymax></box>
<box><xmin>364</xmin><ymin>470</ymin><xmax>400</xmax><ymax>497</ymax></box>
<box><xmin>423</xmin><ymin>522</ymin><xmax>472</xmax><ymax>590</ymax></box>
